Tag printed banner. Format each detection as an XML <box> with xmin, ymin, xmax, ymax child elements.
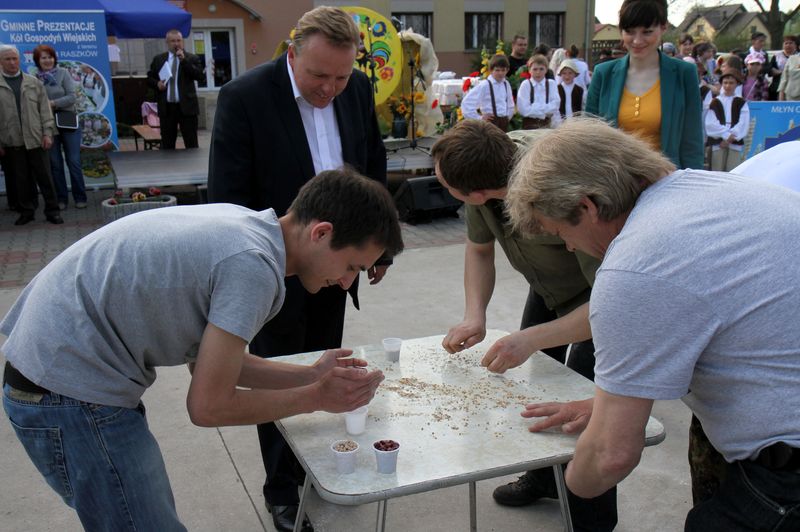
<box><xmin>745</xmin><ymin>101</ymin><xmax>800</xmax><ymax>158</ymax></box>
<box><xmin>0</xmin><ymin>10</ymin><xmax>117</xmax><ymax>191</ymax></box>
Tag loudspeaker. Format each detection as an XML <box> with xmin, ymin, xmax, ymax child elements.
<box><xmin>393</xmin><ymin>176</ymin><xmax>463</xmax><ymax>224</ymax></box>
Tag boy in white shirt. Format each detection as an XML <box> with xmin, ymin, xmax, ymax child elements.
<box><xmin>556</xmin><ymin>59</ymin><xmax>585</xmax><ymax>121</ymax></box>
<box><xmin>705</xmin><ymin>72</ymin><xmax>750</xmax><ymax>172</ymax></box>
<box><xmin>460</xmin><ymin>54</ymin><xmax>515</xmax><ymax>131</ymax></box>
<box><xmin>517</xmin><ymin>54</ymin><xmax>560</xmax><ymax>129</ymax></box>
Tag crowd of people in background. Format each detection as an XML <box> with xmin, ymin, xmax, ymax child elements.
<box><xmin>460</xmin><ymin>15</ymin><xmax>798</xmax><ymax>173</ymax></box>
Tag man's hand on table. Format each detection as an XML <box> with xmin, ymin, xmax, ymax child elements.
<box><xmin>521</xmin><ymin>398</ymin><xmax>594</xmax><ymax>434</ymax></box>
<box><xmin>480</xmin><ymin>329</ymin><xmax>538</xmax><ymax>373</ymax></box>
<box><xmin>442</xmin><ymin>319</ymin><xmax>486</xmax><ymax>354</ymax></box>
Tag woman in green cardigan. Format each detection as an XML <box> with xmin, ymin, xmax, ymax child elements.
<box><xmin>586</xmin><ymin>0</ymin><xmax>704</xmax><ymax>169</ymax></box>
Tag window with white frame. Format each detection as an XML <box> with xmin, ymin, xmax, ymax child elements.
<box><xmin>465</xmin><ymin>12</ymin><xmax>503</xmax><ymax>50</ymax></box>
<box><xmin>393</xmin><ymin>13</ymin><xmax>433</xmax><ymax>41</ymax></box>
<box><xmin>529</xmin><ymin>13</ymin><xmax>564</xmax><ymax>48</ymax></box>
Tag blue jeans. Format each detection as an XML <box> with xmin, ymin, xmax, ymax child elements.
<box><xmin>685</xmin><ymin>460</ymin><xmax>800</xmax><ymax>531</ymax></box>
<box><xmin>3</xmin><ymin>383</ymin><xmax>186</xmax><ymax>531</ymax></box>
<box><xmin>49</xmin><ymin>128</ymin><xmax>87</xmax><ymax>204</ymax></box>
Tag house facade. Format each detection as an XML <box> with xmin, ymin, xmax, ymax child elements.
<box><xmin>676</xmin><ymin>4</ymin><xmax>769</xmax><ymax>51</ymax></box>
<box><xmin>113</xmin><ymin>1</ymin><xmax>595</xmax><ymax>127</ymax></box>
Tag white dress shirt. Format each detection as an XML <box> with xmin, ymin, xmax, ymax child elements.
<box><xmin>287</xmin><ymin>60</ymin><xmax>344</xmax><ymax>175</ymax></box>
<box><xmin>460</xmin><ymin>77</ymin><xmax>515</xmax><ymax>119</ymax></box>
<box><xmin>517</xmin><ymin>78</ymin><xmax>560</xmax><ymax>120</ymax></box>
<box><xmin>705</xmin><ymin>94</ymin><xmax>750</xmax><ymax>152</ymax></box>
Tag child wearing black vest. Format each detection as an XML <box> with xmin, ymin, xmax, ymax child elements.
<box><xmin>705</xmin><ymin>72</ymin><xmax>750</xmax><ymax>172</ymax></box>
<box><xmin>556</xmin><ymin>59</ymin><xmax>585</xmax><ymax>121</ymax></box>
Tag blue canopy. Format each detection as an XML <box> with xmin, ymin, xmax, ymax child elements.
<box><xmin>0</xmin><ymin>0</ymin><xmax>192</xmax><ymax>38</ymax></box>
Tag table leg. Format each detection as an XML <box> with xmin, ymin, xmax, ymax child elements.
<box><xmin>553</xmin><ymin>464</ymin><xmax>574</xmax><ymax>532</ymax></box>
<box><xmin>469</xmin><ymin>481</ymin><xmax>477</xmax><ymax>532</ymax></box>
<box><xmin>293</xmin><ymin>477</ymin><xmax>312</xmax><ymax>532</ymax></box>
<box><xmin>375</xmin><ymin>499</ymin><xmax>388</xmax><ymax>532</ymax></box>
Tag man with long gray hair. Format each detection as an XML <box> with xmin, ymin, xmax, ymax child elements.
<box><xmin>506</xmin><ymin>117</ymin><xmax>800</xmax><ymax>530</ymax></box>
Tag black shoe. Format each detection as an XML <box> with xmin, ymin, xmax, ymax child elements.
<box><xmin>492</xmin><ymin>470</ymin><xmax>559</xmax><ymax>506</ymax></box>
<box><xmin>46</xmin><ymin>214</ymin><xmax>64</xmax><ymax>225</ymax></box>
<box><xmin>14</xmin><ymin>214</ymin><xmax>34</xmax><ymax>226</ymax></box>
<box><xmin>267</xmin><ymin>504</ymin><xmax>313</xmax><ymax>532</ymax></box>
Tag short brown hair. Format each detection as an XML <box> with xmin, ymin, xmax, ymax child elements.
<box><xmin>33</xmin><ymin>44</ymin><xmax>58</xmax><ymax>68</ymax></box>
<box><xmin>489</xmin><ymin>54</ymin><xmax>510</xmax><ymax>70</ymax></box>
<box><xmin>527</xmin><ymin>54</ymin><xmax>548</xmax><ymax>68</ymax></box>
<box><xmin>292</xmin><ymin>6</ymin><xmax>360</xmax><ymax>53</ymax></box>
<box><xmin>289</xmin><ymin>167</ymin><xmax>404</xmax><ymax>258</ymax></box>
<box><xmin>506</xmin><ymin>117</ymin><xmax>675</xmax><ymax>233</ymax></box>
<box><xmin>431</xmin><ymin>120</ymin><xmax>517</xmax><ymax>193</ymax></box>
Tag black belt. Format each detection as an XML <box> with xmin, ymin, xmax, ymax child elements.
<box><xmin>754</xmin><ymin>442</ymin><xmax>800</xmax><ymax>472</ymax></box>
<box><xmin>3</xmin><ymin>361</ymin><xmax>50</xmax><ymax>395</ymax></box>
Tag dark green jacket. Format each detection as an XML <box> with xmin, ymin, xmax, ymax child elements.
<box><xmin>586</xmin><ymin>51</ymin><xmax>704</xmax><ymax>169</ymax></box>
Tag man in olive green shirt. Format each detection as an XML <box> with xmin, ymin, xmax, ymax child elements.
<box><xmin>432</xmin><ymin>120</ymin><xmax>616</xmax><ymax>531</ymax></box>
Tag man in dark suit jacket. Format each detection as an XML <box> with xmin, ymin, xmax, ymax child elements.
<box><xmin>147</xmin><ymin>29</ymin><xmax>205</xmax><ymax>149</ymax></box>
<box><xmin>207</xmin><ymin>7</ymin><xmax>388</xmax><ymax>532</ymax></box>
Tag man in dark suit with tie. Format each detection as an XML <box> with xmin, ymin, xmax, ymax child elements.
<box><xmin>207</xmin><ymin>7</ymin><xmax>389</xmax><ymax>531</ymax></box>
<box><xmin>147</xmin><ymin>29</ymin><xmax>205</xmax><ymax>149</ymax></box>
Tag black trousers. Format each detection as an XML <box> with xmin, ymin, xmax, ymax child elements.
<box><xmin>1</xmin><ymin>146</ymin><xmax>59</xmax><ymax>217</ymax></box>
<box><xmin>519</xmin><ymin>288</ymin><xmax>617</xmax><ymax>532</ymax></box>
<box><xmin>252</xmin><ymin>276</ymin><xmax>349</xmax><ymax>506</ymax></box>
<box><xmin>159</xmin><ymin>102</ymin><xmax>198</xmax><ymax>149</ymax></box>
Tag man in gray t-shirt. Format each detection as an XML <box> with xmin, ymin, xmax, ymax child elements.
<box><xmin>505</xmin><ymin>119</ymin><xmax>800</xmax><ymax>531</ymax></box>
<box><xmin>1</xmin><ymin>169</ymin><xmax>403</xmax><ymax>531</ymax></box>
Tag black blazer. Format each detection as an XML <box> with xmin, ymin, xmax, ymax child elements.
<box><xmin>147</xmin><ymin>51</ymin><xmax>205</xmax><ymax>116</ymax></box>
<box><xmin>207</xmin><ymin>53</ymin><xmax>387</xmax><ymax>215</ymax></box>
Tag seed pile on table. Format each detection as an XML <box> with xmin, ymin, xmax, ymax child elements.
<box><xmin>373</xmin><ymin>343</ymin><xmax>545</xmax><ymax>439</ymax></box>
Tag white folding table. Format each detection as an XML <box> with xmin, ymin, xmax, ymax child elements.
<box><xmin>275</xmin><ymin>331</ymin><xmax>665</xmax><ymax>531</ymax></box>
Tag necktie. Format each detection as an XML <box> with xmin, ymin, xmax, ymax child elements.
<box><xmin>168</xmin><ymin>54</ymin><xmax>178</xmax><ymax>102</ymax></box>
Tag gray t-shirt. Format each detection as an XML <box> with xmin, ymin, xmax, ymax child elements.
<box><xmin>1</xmin><ymin>204</ymin><xmax>286</xmax><ymax>408</ymax></box>
<box><xmin>591</xmin><ymin>169</ymin><xmax>800</xmax><ymax>462</ymax></box>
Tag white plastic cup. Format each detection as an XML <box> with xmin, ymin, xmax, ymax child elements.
<box><xmin>344</xmin><ymin>405</ymin><xmax>368</xmax><ymax>435</ymax></box>
<box><xmin>331</xmin><ymin>440</ymin><xmax>359</xmax><ymax>474</ymax></box>
<box><xmin>382</xmin><ymin>337</ymin><xmax>402</xmax><ymax>362</ymax></box>
<box><xmin>373</xmin><ymin>440</ymin><xmax>400</xmax><ymax>474</ymax></box>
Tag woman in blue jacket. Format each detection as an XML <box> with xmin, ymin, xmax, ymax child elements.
<box><xmin>586</xmin><ymin>0</ymin><xmax>703</xmax><ymax>169</ymax></box>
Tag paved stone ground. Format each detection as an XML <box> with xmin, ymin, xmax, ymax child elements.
<box><xmin>0</xmin><ymin>189</ymin><xmax>465</xmax><ymax>288</ymax></box>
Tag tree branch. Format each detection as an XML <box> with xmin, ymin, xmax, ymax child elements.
<box><xmin>752</xmin><ymin>0</ymin><xmax>767</xmax><ymax>14</ymax></box>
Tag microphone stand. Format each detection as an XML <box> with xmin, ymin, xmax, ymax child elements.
<box><xmin>362</xmin><ymin>16</ymin><xmax>379</xmax><ymax>97</ymax></box>
<box><xmin>401</xmin><ymin>44</ymin><xmax>430</xmax><ymax>154</ymax></box>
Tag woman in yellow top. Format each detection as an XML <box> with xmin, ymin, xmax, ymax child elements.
<box><xmin>586</xmin><ymin>0</ymin><xmax>703</xmax><ymax>169</ymax></box>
